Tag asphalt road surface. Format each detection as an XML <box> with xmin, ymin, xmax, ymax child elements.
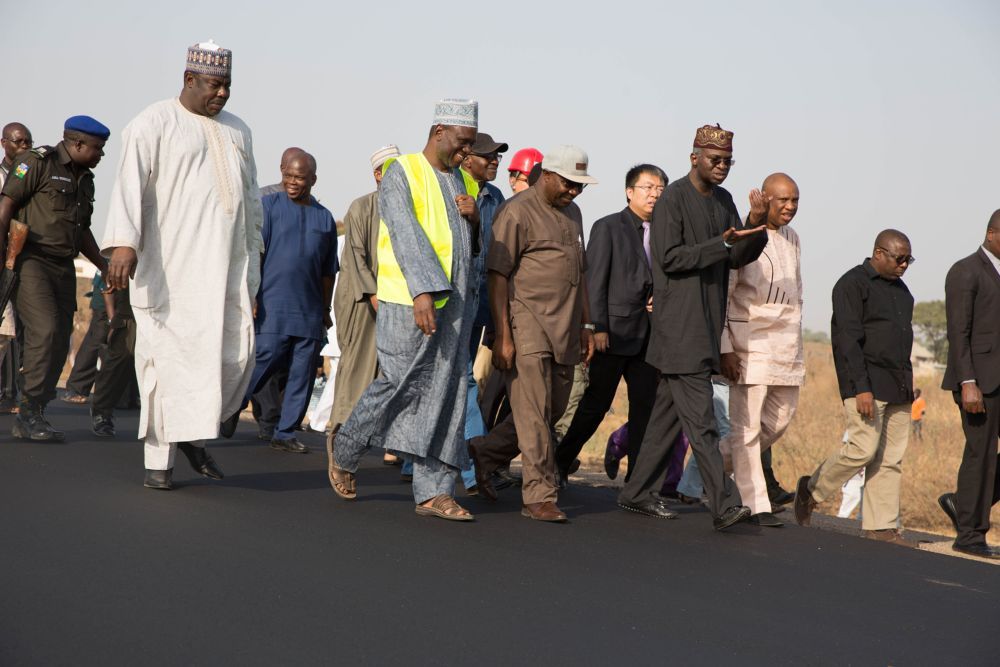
<box><xmin>2</xmin><ymin>404</ymin><xmax>998</xmax><ymax>666</ymax></box>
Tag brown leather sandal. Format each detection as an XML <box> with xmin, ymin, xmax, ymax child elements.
<box><xmin>326</xmin><ymin>434</ymin><xmax>356</xmax><ymax>500</ymax></box>
<box><xmin>415</xmin><ymin>494</ymin><xmax>474</xmax><ymax>522</ymax></box>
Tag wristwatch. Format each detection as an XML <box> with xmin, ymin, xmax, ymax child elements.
<box><xmin>581</xmin><ymin>323</ymin><xmax>596</xmax><ymax>331</ymax></box>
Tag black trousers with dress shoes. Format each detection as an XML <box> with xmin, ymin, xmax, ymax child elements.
<box><xmin>92</xmin><ymin>320</ymin><xmax>136</xmax><ymax>417</ymax></box>
<box><xmin>252</xmin><ymin>369</ymin><xmax>288</xmax><ymax>431</ymax></box>
<box><xmin>65</xmin><ymin>309</ymin><xmax>109</xmax><ymax>397</ymax></box>
<box><xmin>953</xmin><ymin>387</ymin><xmax>1000</xmax><ymax>548</ymax></box>
<box><xmin>555</xmin><ymin>350</ymin><xmax>657</xmax><ymax>480</ymax></box>
<box><xmin>619</xmin><ymin>371</ymin><xmax>741</xmax><ymax>516</ymax></box>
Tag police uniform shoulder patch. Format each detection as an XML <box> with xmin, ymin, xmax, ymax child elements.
<box><xmin>29</xmin><ymin>145</ymin><xmax>54</xmax><ymax>159</ymax></box>
<box><xmin>13</xmin><ymin>162</ymin><xmax>29</xmax><ymax>179</ymax></box>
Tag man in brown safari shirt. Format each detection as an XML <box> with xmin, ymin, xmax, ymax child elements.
<box><xmin>468</xmin><ymin>145</ymin><xmax>596</xmax><ymax>522</ymax></box>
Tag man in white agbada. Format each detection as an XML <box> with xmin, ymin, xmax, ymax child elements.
<box><xmin>719</xmin><ymin>173</ymin><xmax>804</xmax><ymax>526</ymax></box>
<box><xmin>103</xmin><ymin>41</ymin><xmax>262</xmax><ymax>490</ymax></box>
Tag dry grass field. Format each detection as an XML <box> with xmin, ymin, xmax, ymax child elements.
<box><xmin>576</xmin><ymin>341</ymin><xmax>999</xmax><ymax>536</ymax></box>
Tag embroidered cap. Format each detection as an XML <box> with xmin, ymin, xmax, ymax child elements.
<box><xmin>433</xmin><ymin>99</ymin><xmax>478</xmax><ymax>129</ymax></box>
<box><xmin>186</xmin><ymin>39</ymin><xmax>232</xmax><ymax>78</ymax></box>
<box><xmin>370</xmin><ymin>144</ymin><xmax>401</xmax><ymax>171</ymax></box>
<box><xmin>693</xmin><ymin>123</ymin><xmax>734</xmax><ymax>151</ymax></box>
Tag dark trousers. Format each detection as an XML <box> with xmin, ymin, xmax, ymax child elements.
<box><xmin>555</xmin><ymin>350</ymin><xmax>657</xmax><ymax>479</ymax></box>
<box><xmin>953</xmin><ymin>387</ymin><xmax>1000</xmax><ymax>548</ymax></box>
<box><xmin>66</xmin><ymin>309</ymin><xmax>109</xmax><ymax>396</ymax></box>
<box><xmin>1</xmin><ymin>336</ymin><xmax>20</xmax><ymax>401</ymax></box>
<box><xmin>244</xmin><ymin>333</ymin><xmax>320</xmax><ymax>440</ymax></box>
<box><xmin>13</xmin><ymin>254</ymin><xmax>76</xmax><ymax>406</ymax></box>
<box><xmin>619</xmin><ymin>371</ymin><xmax>740</xmax><ymax>516</ymax></box>
<box><xmin>92</xmin><ymin>320</ymin><xmax>136</xmax><ymax>417</ymax></box>
<box><xmin>252</xmin><ymin>371</ymin><xmax>287</xmax><ymax>428</ymax></box>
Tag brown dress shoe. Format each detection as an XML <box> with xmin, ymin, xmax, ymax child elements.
<box><xmin>467</xmin><ymin>438</ymin><xmax>497</xmax><ymax>502</ymax></box>
<box><xmin>521</xmin><ymin>501</ymin><xmax>568</xmax><ymax>523</ymax></box>
<box><xmin>794</xmin><ymin>476</ymin><xmax>817</xmax><ymax>526</ymax></box>
<box><xmin>862</xmin><ymin>529</ymin><xmax>916</xmax><ymax>548</ymax></box>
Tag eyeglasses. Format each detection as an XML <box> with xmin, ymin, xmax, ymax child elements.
<box><xmin>473</xmin><ymin>152</ymin><xmax>502</xmax><ymax>163</ymax></box>
<box><xmin>876</xmin><ymin>247</ymin><xmax>915</xmax><ymax>266</ymax></box>
<box><xmin>629</xmin><ymin>184</ymin><xmax>665</xmax><ymax>194</ymax></box>
<box><xmin>3</xmin><ymin>137</ymin><xmax>32</xmax><ymax>148</ymax></box>
<box><xmin>511</xmin><ymin>173</ymin><xmax>528</xmax><ymax>183</ymax></box>
<box><xmin>705</xmin><ymin>156</ymin><xmax>735</xmax><ymax>167</ymax></box>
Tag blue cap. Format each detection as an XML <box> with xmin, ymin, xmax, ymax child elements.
<box><xmin>64</xmin><ymin>115</ymin><xmax>111</xmax><ymax>140</ymax></box>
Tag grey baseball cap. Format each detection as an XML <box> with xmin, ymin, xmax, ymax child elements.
<box><xmin>541</xmin><ymin>145</ymin><xmax>598</xmax><ymax>185</ymax></box>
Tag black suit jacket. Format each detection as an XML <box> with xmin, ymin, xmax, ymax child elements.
<box><xmin>645</xmin><ymin>175</ymin><xmax>767</xmax><ymax>375</ymax></box>
<box><xmin>587</xmin><ymin>208</ymin><xmax>653</xmax><ymax>357</ymax></box>
<box><xmin>942</xmin><ymin>247</ymin><xmax>1000</xmax><ymax>394</ymax></box>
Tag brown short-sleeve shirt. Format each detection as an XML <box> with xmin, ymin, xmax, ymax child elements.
<box><xmin>487</xmin><ymin>186</ymin><xmax>586</xmax><ymax>365</ymax></box>
<box><xmin>0</xmin><ymin>142</ymin><xmax>95</xmax><ymax>258</ymax></box>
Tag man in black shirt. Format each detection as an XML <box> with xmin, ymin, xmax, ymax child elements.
<box><xmin>795</xmin><ymin>229</ymin><xmax>915</xmax><ymax>546</ymax></box>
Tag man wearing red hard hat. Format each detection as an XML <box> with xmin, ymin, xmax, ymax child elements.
<box><xmin>507</xmin><ymin>147</ymin><xmax>543</xmax><ymax>195</ymax></box>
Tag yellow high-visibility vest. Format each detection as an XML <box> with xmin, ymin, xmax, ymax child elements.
<box><xmin>376</xmin><ymin>153</ymin><xmax>479</xmax><ymax>309</ymax></box>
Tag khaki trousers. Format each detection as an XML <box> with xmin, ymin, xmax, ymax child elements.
<box><xmin>721</xmin><ymin>384</ymin><xmax>799</xmax><ymax>515</ymax></box>
<box><xmin>475</xmin><ymin>351</ymin><xmax>573</xmax><ymax>505</ymax></box>
<box><xmin>809</xmin><ymin>398</ymin><xmax>911</xmax><ymax>530</ymax></box>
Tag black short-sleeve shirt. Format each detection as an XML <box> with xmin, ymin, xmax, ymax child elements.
<box><xmin>0</xmin><ymin>142</ymin><xmax>95</xmax><ymax>258</ymax></box>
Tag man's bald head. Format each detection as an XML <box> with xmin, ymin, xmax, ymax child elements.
<box><xmin>761</xmin><ymin>172</ymin><xmax>800</xmax><ymax>229</ymax></box>
<box><xmin>874</xmin><ymin>229</ymin><xmax>910</xmax><ymax>250</ymax></box>
<box><xmin>1</xmin><ymin>122</ymin><xmax>33</xmax><ymax>162</ymax></box>
<box><xmin>286</xmin><ymin>151</ymin><xmax>317</xmax><ymax>175</ymax></box>
<box><xmin>2</xmin><ymin>123</ymin><xmax>28</xmax><ymax>139</ymax></box>
<box><xmin>871</xmin><ymin>228</ymin><xmax>912</xmax><ymax>280</ymax></box>
<box><xmin>988</xmin><ymin>209</ymin><xmax>1000</xmax><ymax>232</ymax></box>
<box><xmin>279</xmin><ymin>146</ymin><xmax>305</xmax><ymax>170</ymax></box>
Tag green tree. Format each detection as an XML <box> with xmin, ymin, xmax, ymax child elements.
<box><xmin>803</xmin><ymin>328</ymin><xmax>830</xmax><ymax>344</ymax></box>
<box><xmin>913</xmin><ymin>300</ymin><xmax>948</xmax><ymax>363</ymax></box>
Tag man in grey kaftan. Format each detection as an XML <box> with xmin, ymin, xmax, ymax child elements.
<box><xmin>333</xmin><ymin>100</ymin><xmax>480</xmax><ymax>513</ymax></box>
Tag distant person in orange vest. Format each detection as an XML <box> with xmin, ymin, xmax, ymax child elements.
<box><xmin>910</xmin><ymin>388</ymin><xmax>926</xmax><ymax>440</ymax></box>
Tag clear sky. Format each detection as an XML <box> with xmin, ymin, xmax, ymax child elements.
<box><xmin>6</xmin><ymin>0</ymin><xmax>998</xmax><ymax>331</ymax></box>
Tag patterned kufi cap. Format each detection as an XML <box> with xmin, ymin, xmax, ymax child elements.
<box><xmin>693</xmin><ymin>123</ymin><xmax>734</xmax><ymax>151</ymax></box>
<box><xmin>433</xmin><ymin>99</ymin><xmax>478</xmax><ymax>129</ymax></box>
<box><xmin>370</xmin><ymin>144</ymin><xmax>401</xmax><ymax>171</ymax></box>
<box><xmin>186</xmin><ymin>40</ymin><xmax>232</xmax><ymax>78</ymax></box>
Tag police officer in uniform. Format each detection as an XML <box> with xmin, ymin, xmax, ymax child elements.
<box><xmin>0</xmin><ymin>115</ymin><xmax>111</xmax><ymax>441</ymax></box>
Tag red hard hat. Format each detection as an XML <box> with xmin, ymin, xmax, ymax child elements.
<box><xmin>507</xmin><ymin>147</ymin><xmax>544</xmax><ymax>175</ymax></box>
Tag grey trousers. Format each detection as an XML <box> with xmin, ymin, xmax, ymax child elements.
<box><xmin>335</xmin><ymin>433</ymin><xmax>458</xmax><ymax>505</ymax></box>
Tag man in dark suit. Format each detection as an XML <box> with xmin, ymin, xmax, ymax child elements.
<box><xmin>939</xmin><ymin>210</ymin><xmax>1000</xmax><ymax>559</ymax></box>
<box><xmin>555</xmin><ymin>164</ymin><xmax>666</xmax><ymax>484</ymax></box>
<box><xmin>617</xmin><ymin>125</ymin><xmax>767</xmax><ymax>529</ymax></box>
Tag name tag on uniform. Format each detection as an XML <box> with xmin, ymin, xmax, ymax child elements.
<box><xmin>51</xmin><ymin>175</ymin><xmax>72</xmax><ymax>183</ymax></box>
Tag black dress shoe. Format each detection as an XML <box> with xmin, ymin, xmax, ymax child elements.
<box><xmin>952</xmin><ymin>542</ymin><xmax>1000</xmax><ymax>560</ymax></box>
<box><xmin>769</xmin><ymin>488</ymin><xmax>795</xmax><ymax>505</ymax></box>
<box><xmin>144</xmin><ymin>469</ymin><xmax>173</xmax><ymax>490</ymax></box>
<box><xmin>176</xmin><ymin>442</ymin><xmax>224</xmax><ymax>480</ymax></box>
<box><xmin>92</xmin><ymin>413</ymin><xmax>116</xmax><ymax>438</ymax></box>
<box><xmin>618</xmin><ymin>498</ymin><xmax>679</xmax><ymax>519</ymax></box>
<box><xmin>749</xmin><ymin>511</ymin><xmax>784</xmax><ymax>527</ymax></box>
<box><xmin>938</xmin><ymin>493</ymin><xmax>959</xmax><ymax>534</ymax></box>
<box><xmin>270</xmin><ymin>437</ymin><xmax>309</xmax><ymax>454</ymax></box>
<box><xmin>219</xmin><ymin>410</ymin><xmax>241</xmax><ymax>438</ymax></box>
<box><xmin>257</xmin><ymin>424</ymin><xmax>275</xmax><ymax>441</ymax></box>
<box><xmin>713</xmin><ymin>506</ymin><xmax>752</xmax><ymax>531</ymax></box>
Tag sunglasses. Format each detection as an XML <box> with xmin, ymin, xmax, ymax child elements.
<box><xmin>876</xmin><ymin>247</ymin><xmax>915</xmax><ymax>266</ymax></box>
